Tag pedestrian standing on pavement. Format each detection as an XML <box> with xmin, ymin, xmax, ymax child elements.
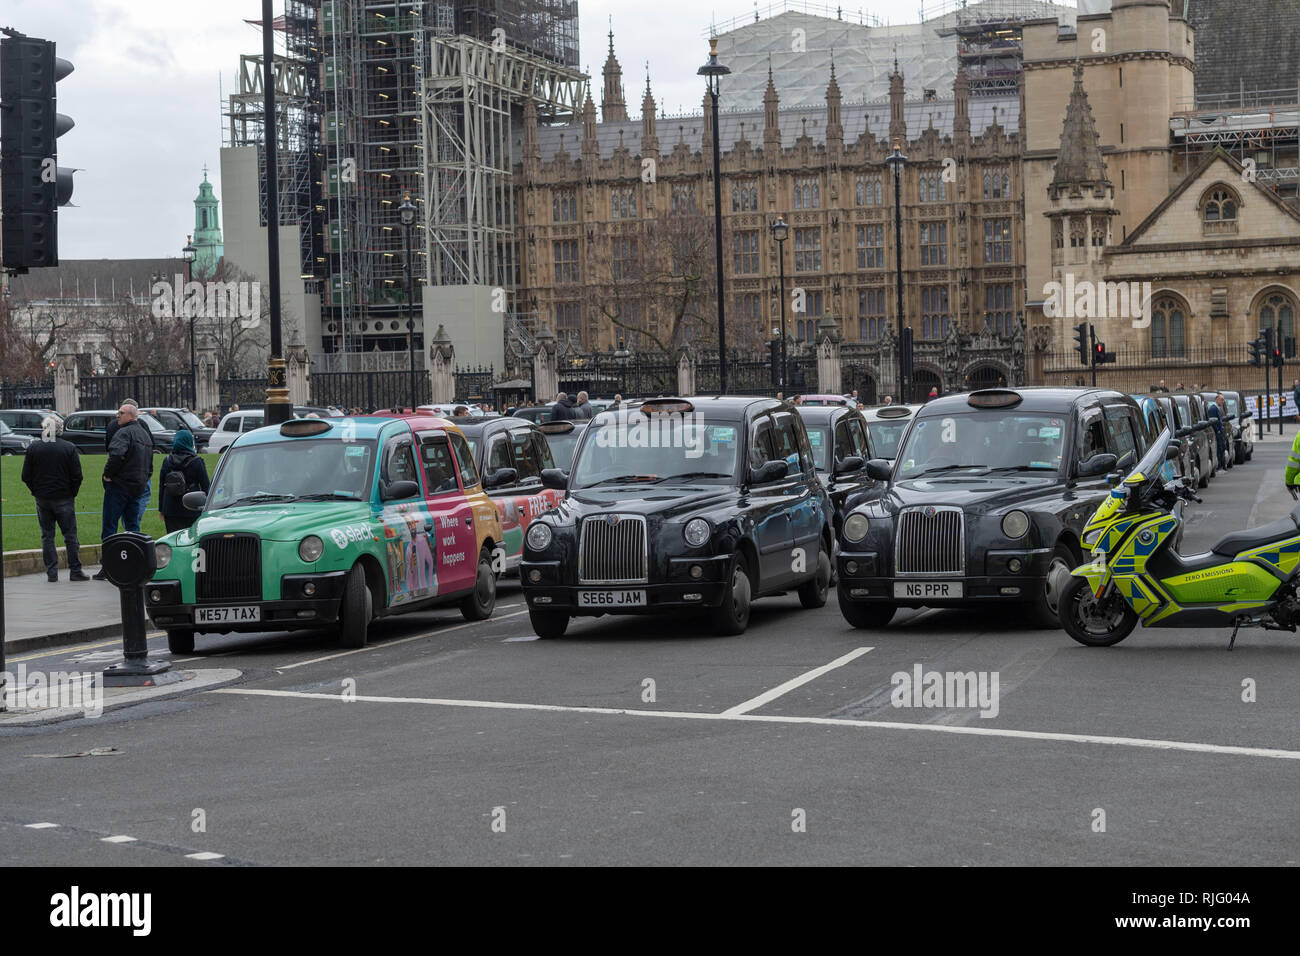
<box><xmin>21</xmin><ymin>416</ymin><xmax>87</xmax><ymax>583</ymax></box>
<box><xmin>94</xmin><ymin>404</ymin><xmax>154</xmax><ymax>579</ymax></box>
<box><xmin>882</xmin><ymin>395</ymin><xmax>893</xmax><ymax>406</ymax></box>
<box><xmin>610</xmin><ymin>394</ymin><xmax>623</xmax><ymax>410</ymax></box>
<box><xmin>927</xmin><ymin>386</ymin><xmax>939</xmax><ymax>402</ymax></box>
<box><xmin>104</xmin><ymin>396</ymin><xmax>139</xmax><ymax>449</ymax></box>
<box><xmin>574</xmin><ymin>391</ymin><xmax>594</xmax><ymax>420</ymax></box>
<box><xmin>1292</xmin><ymin>379</ymin><xmax>1299</xmax><ymax>423</ymax></box>
<box><xmin>550</xmin><ymin>392</ymin><xmax>577</xmax><ymax>421</ymax></box>
<box><xmin>158</xmin><ymin>429</ymin><xmax>210</xmax><ymax>533</ymax></box>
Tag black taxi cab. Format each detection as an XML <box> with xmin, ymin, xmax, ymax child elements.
<box><xmin>836</xmin><ymin>388</ymin><xmax>1145</xmax><ymax>629</ymax></box>
<box><xmin>519</xmin><ymin>397</ymin><xmax>833</xmax><ymax>638</ymax></box>
<box><xmin>793</xmin><ymin>403</ymin><xmax>880</xmax><ymax>530</ymax></box>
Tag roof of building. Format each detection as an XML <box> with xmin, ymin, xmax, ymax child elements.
<box><xmin>6</xmin><ymin>259</ymin><xmax>190</xmax><ymax>303</ymax></box>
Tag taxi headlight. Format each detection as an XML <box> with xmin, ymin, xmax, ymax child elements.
<box><xmin>684</xmin><ymin>518</ymin><xmax>710</xmax><ymax>548</ymax></box>
<box><xmin>155</xmin><ymin>543</ymin><xmax>171</xmax><ymax>569</ymax></box>
<box><xmin>527</xmin><ymin>522</ymin><xmax>553</xmax><ymax>552</ymax></box>
<box><xmin>844</xmin><ymin>513</ymin><xmax>870</xmax><ymax>543</ymax></box>
<box><xmin>1001</xmin><ymin>510</ymin><xmax>1030</xmax><ymax>539</ymax></box>
<box><xmin>298</xmin><ymin>535</ymin><xmax>325</xmax><ymax>562</ymax></box>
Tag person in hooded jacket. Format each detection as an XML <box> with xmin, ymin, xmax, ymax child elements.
<box><xmin>158</xmin><ymin>429</ymin><xmax>210</xmax><ymax>532</ymax></box>
<box><xmin>550</xmin><ymin>391</ymin><xmax>577</xmax><ymax>422</ymax></box>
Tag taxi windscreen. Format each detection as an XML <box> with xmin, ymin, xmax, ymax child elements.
<box><xmin>210</xmin><ymin>439</ymin><xmax>377</xmax><ymax>508</ymax></box>
<box><xmin>805</xmin><ymin>426</ymin><xmax>831</xmax><ymax>471</ymax></box>
<box><xmin>867</xmin><ymin>419</ymin><xmax>909</xmax><ymax>459</ymax></box>
<box><xmin>544</xmin><ymin>431</ymin><xmax>582</xmax><ymax>471</ymax></box>
<box><xmin>570</xmin><ymin>416</ymin><xmax>740</xmax><ymax>487</ymax></box>
<box><xmin>896</xmin><ymin>412</ymin><xmax>1066</xmax><ymax>479</ymax></box>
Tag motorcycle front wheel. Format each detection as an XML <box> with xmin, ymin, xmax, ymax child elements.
<box><xmin>1059</xmin><ymin>576</ymin><xmax>1139</xmax><ymax>647</ymax></box>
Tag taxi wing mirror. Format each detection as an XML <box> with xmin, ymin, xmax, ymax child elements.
<box><xmin>832</xmin><ymin>455</ymin><xmax>865</xmax><ymax>476</ymax></box>
<box><xmin>1116</xmin><ymin>450</ymin><xmax>1136</xmax><ymax>471</ymax></box>
<box><xmin>382</xmin><ymin>479</ymin><xmax>420</xmax><ymax>501</ymax></box>
<box><xmin>540</xmin><ymin>468</ymin><xmax>568</xmax><ymax>491</ymax></box>
<box><xmin>748</xmin><ymin>460</ymin><xmax>789</xmax><ymax>485</ymax></box>
<box><xmin>865</xmin><ymin>459</ymin><xmax>893</xmax><ymax>481</ymax></box>
<box><xmin>485</xmin><ymin>467</ymin><xmax>518</xmax><ymax>489</ymax></box>
<box><xmin>1165</xmin><ymin>441</ymin><xmax>1183</xmax><ymax>461</ymax></box>
<box><xmin>182</xmin><ymin>490</ymin><xmax>207</xmax><ymax>512</ymax></box>
<box><xmin>1077</xmin><ymin>452</ymin><xmax>1118</xmax><ymax>478</ymax></box>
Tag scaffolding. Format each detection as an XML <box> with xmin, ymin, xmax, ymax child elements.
<box><xmin>1172</xmin><ymin>90</ymin><xmax>1300</xmax><ymax>206</ymax></box>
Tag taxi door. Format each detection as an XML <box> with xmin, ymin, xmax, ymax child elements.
<box><xmin>746</xmin><ymin>413</ymin><xmax>795</xmax><ymax>586</ymax></box>
<box><xmin>377</xmin><ymin>432</ymin><xmax>438</xmax><ymax>606</ymax></box>
<box><xmin>417</xmin><ymin>430</ymin><xmax>477</xmax><ymax>597</ymax></box>
<box><xmin>776</xmin><ymin>409</ymin><xmax>825</xmax><ymax>570</ymax></box>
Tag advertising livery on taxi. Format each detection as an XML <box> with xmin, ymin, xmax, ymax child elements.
<box><xmin>146</xmin><ymin>415</ymin><xmax>503</xmax><ymax>653</ymax></box>
<box><xmin>836</xmin><ymin>388</ymin><xmax>1146</xmax><ymax>629</ymax></box>
<box><xmin>520</xmin><ymin>397</ymin><xmax>833</xmax><ymax>639</ymax></box>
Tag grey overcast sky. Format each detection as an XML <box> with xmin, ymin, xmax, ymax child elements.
<box><xmin>1</xmin><ymin>0</ymin><xmax>1069</xmax><ymax>260</ymax></box>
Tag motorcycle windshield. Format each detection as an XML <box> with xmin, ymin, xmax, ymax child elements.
<box><xmin>1125</xmin><ymin>428</ymin><xmax>1172</xmax><ymax>488</ymax></box>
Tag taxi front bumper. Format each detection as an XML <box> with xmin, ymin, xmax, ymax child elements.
<box><xmin>144</xmin><ymin>572</ymin><xmax>348</xmax><ymax>632</ymax></box>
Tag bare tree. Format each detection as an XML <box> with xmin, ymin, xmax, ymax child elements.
<box><xmin>73</xmin><ymin>295</ymin><xmax>188</xmax><ymax>375</ymax></box>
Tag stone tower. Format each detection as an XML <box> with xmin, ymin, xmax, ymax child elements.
<box><xmin>192</xmin><ymin>167</ymin><xmax>223</xmax><ymax>280</ymax></box>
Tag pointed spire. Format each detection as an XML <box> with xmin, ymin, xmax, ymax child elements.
<box><xmin>889</xmin><ymin>60</ymin><xmax>906</xmax><ymax>145</ymax></box>
<box><xmin>601</xmin><ymin>21</ymin><xmax>628</xmax><ymax>123</ymax></box>
<box><xmin>764</xmin><ymin>56</ymin><xmax>781</xmax><ymax>152</ymax></box>
<box><xmin>953</xmin><ymin>64</ymin><xmax>970</xmax><ymax>145</ymax></box>
<box><xmin>1050</xmin><ymin>61</ymin><xmax>1111</xmax><ymax>193</ymax></box>
<box><xmin>641</xmin><ymin>65</ymin><xmax>658</xmax><ymax>154</ymax></box>
<box><xmin>826</xmin><ymin>54</ymin><xmax>843</xmax><ymax>152</ymax></box>
<box><xmin>582</xmin><ymin>89</ymin><xmax>598</xmax><ymax>151</ymax></box>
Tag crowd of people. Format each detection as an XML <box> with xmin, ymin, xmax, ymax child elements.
<box><xmin>20</xmin><ymin>398</ymin><xmax>211</xmax><ymax>583</ymax></box>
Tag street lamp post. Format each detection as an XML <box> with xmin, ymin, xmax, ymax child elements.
<box><xmin>885</xmin><ymin>142</ymin><xmax>908</xmax><ymax>403</ymax></box>
<box><xmin>399</xmin><ymin>193</ymin><xmax>418</xmax><ymax>411</ymax></box>
<box><xmin>614</xmin><ymin>338</ymin><xmax>630</xmax><ymax>396</ymax></box>
<box><xmin>698</xmin><ymin>38</ymin><xmax>731</xmax><ymax>394</ymax></box>
<box><xmin>182</xmin><ymin>236</ymin><xmax>197</xmax><ymax>411</ymax></box>
<box><xmin>770</xmin><ymin>215</ymin><xmax>789</xmax><ymax>393</ymax></box>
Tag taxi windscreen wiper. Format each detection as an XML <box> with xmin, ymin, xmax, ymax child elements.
<box><xmin>661</xmin><ymin>471</ymin><xmax>732</xmax><ymax>481</ymax></box>
<box><xmin>583</xmin><ymin>474</ymin><xmax>666</xmax><ymax>487</ymax></box>
<box><xmin>986</xmin><ymin>464</ymin><xmax>1057</xmax><ymax>472</ymax></box>
<box><xmin>297</xmin><ymin>492</ymin><xmax>362</xmax><ymax>501</ymax></box>
<box><xmin>220</xmin><ymin>492</ymin><xmax>296</xmax><ymax>508</ymax></box>
<box><xmin>912</xmin><ymin>464</ymin><xmax>989</xmax><ymax>476</ymax></box>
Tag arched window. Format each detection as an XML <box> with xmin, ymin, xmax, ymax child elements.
<box><xmin>1202</xmin><ymin>186</ymin><xmax>1238</xmax><ymax>222</ymax></box>
<box><xmin>1260</xmin><ymin>291</ymin><xmax>1298</xmax><ymax>355</ymax></box>
<box><xmin>1151</xmin><ymin>296</ymin><xmax>1186</xmax><ymax>358</ymax></box>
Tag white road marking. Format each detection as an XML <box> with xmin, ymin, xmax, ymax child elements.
<box><xmin>101</xmin><ymin>835</ymin><xmax>137</xmax><ymax>844</ymax></box>
<box><xmin>277</xmin><ymin>610</ymin><xmax>528</xmax><ymax>670</ymax></box>
<box><xmin>184</xmin><ymin>851</ymin><xmax>224</xmax><ymax>861</ymax></box>
<box><xmin>209</xmin><ymin>686</ymin><xmax>1300</xmax><ymax>762</ymax></box>
<box><xmin>722</xmin><ymin>647</ymin><xmax>874</xmax><ymax>715</ymax></box>
<box><xmin>25</xmin><ymin>822</ymin><xmax>59</xmax><ymax>829</ymax></box>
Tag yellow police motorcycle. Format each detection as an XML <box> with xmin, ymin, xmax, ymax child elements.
<box><xmin>1059</xmin><ymin>429</ymin><xmax>1300</xmax><ymax>648</ymax></box>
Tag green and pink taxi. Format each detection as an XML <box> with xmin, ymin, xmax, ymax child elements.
<box><xmin>146</xmin><ymin>415</ymin><xmax>503</xmax><ymax>653</ymax></box>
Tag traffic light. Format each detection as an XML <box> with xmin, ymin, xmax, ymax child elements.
<box><xmin>900</xmin><ymin>325</ymin><xmax>915</xmax><ymax>383</ymax></box>
<box><xmin>1</xmin><ymin>32</ymin><xmax>75</xmax><ymax>272</ymax></box>
<box><xmin>1249</xmin><ymin>337</ymin><xmax>1263</xmax><ymax>366</ymax></box>
<box><xmin>1275</xmin><ymin>344</ymin><xmax>1285</xmax><ymax>368</ymax></box>
<box><xmin>1287</xmin><ymin>337</ymin><xmax>1296</xmax><ymax>359</ymax></box>
<box><xmin>1262</xmin><ymin>326</ymin><xmax>1274</xmax><ymax>354</ymax></box>
<box><xmin>1074</xmin><ymin>322</ymin><xmax>1088</xmax><ymax>366</ymax></box>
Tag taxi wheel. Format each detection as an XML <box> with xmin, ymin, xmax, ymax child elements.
<box><xmin>1033</xmin><ymin>543</ymin><xmax>1077</xmax><ymax>628</ymax></box>
<box><xmin>459</xmin><ymin>550</ymin><xmax>497</xmax><ymax>622</ymax></box>
<box><xmin>797</xmin><ymin>539</ymin><xmax>831</xmax><ymax>609</ymax></box>
<box><xmin>530</xmin><ymin>609</ymin><xmax>570</xmax><ymax>639</ymax></box>
<box><xmin>166</xmin><ymin>629</ymin><xmax>195</xmax><ymax>655</ymax></box>
<box><xmin>710</xmin><ymin>557</ymin><xmax>753</xmax><ymax>636</ymax></box>
<box><xmin>337</xmin><ymin>564</ymin><xmax>372</xmax><ymax>648</ymax></box>
<box><xmin>836</xmin><ymin>588</ymin><xmax>895</xmax><ymax>629</ymax></box>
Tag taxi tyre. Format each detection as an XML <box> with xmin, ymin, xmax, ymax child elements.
<box><xmin>166</xmin><ymin>629</ymin><xmax>196</xmax><ymax>655</ymax></box>
<box><xmin>1032</xmin><ymin>541</ymin><xmax>1078</xmax><ymax>628</ymax></box>
<box><xmin>836</xmin><ymin>587</ymin><xmax>896</xmax><ymax>629</ymax></box>
<box><xmin>337</xmin><ymin>564</ymin><xmax>372</xmax><ymax>649</ymax></box>
<box><xmin>460</xmin><ymin>548</ymin><xmax>497</xmax><ymax>622</ymax></box>
<box><xmin>710</xmin><ymin>555</ymin><xmax>753</xmax><ymax>636</ymax></box>
<box><xmin>530</xmin><ymin>608</ymin><xmax>570</xmax><ymax>639</ymax></box>
<box><xmin>797</xmin><ymin>537</ymin><xmax>832</xmax><ymax>609</ymax></box>
<box><xmin>1196</xmin><ymin>455</ymin><xmax>1208</xmax><ymax>489</ymax></box>
<box><xmin>1059</xmin><ymin>575</ymin><xmax>1138</xmax><ymax>647</ymax></box>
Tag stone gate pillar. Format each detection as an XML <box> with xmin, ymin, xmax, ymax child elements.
<box><xmin>816</xmin><ymin>315</ymin><xmax>842</xmax><ymax>395</ymax></box>
<box><xmin>54</xmin><ymin>348</ymin><xmax>78</xmax><ymax>418</ymax></box>
<box><xmin>286</xmin><ymin>339</ymin><xmax>311</xmax><ymax>406</ymax></box>
<box><xmin>533</xmin><ymin>325</ymin><xmax>558</xmax><ymax>403</ymax></box>
<box><xmin>196</xmin><ymin>343</ymin><xmax>220</xmax><ymax>413</ymax></box>
<box><xmin>676</xmin><ymin>345</ymin><xmax>696</xmax><ymax>397</ymax></box>
<box><xmin>429</xmin><ymin>324</ymin><xmax>455</xmax><ymax>404</ymax></box>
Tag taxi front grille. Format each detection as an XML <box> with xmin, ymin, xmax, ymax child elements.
<box><xmin>579</xmin><ymin>516</ymin><xmax>648</xmax><ymax>584</ymax></box>
<box><xmin>196</xmin><ymin>533</ymin><xmax>262</xmax><ymax>602</ymax></box>
<box><xmin>895</xmin><ymin>507</ymin><xmax>964</xmax><ymax>576</ymax></box>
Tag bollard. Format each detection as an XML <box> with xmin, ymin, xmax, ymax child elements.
<box><xmin>100</xmin><ymin>532</ymin><xmax>179</xmax><ymax>687</ymax></box>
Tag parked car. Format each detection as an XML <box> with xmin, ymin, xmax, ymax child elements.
<box><xmin>793</xmin><ymin>404</ymin><xmax>880</xmax><ymax>534</ymax></box>
<box><xmin>1170</xmin><ymin>393</ymin><xmax>1213</xmax><ymax>488</ymax></box>
<box><xmin>860</xmin><ymin>403</ymin><xmax>922</xmax><ymax>461</ymax></box>
<box><xmin>1189</xmin><ymin>392</ymin><xmax>1222</xmax><ymax>477</ymax></box>
<box><xmin>415</xmin><ymin>403</ymin><xmax>486</xmax><ymax>418</ymax></box>
<box><xmin>206</xmin><ymin>410</ymin><xmax>267</xmax><ymax>453</ymax></box>
<box><xmin>146</xmin><ymin>414</ymin><xmax>504</xmax><ymax>653</ymax></box>
<box><xmin>536</xmin><ymin>420</ymin><xmax>589</xmax><ymax>472</ymax></box>
<box><xmin>0</xmin><ymin>408</ymin><xmax>60</xmax><ymax>438</ymax></box>
<box><xmin>1217</xmin><ymin>389</ymin><xmax>1254</xmax><ymax>463</ymax></box>
<box><xmin>520</xmin><ymin>396</ymin><xmax>834</xmax><ymax>638</ymax></box>
<box><xmin>0</xmin><ymin>419</ymin><xmax>34</xmax><ymax>454</ymax></box>
<box><xmin>511</xmin><ymin>404</ymin><xmax>555</xmax><ymax>424</ymax></box>
<box><xmin>795</xmin><ymin>394</ymin><xmax>854</xmax><ymax>408</ymax></box>
<box><xmin>836</xmin><ymin>387</ymin><xmax>1146</xmax><ymax>629</ymax></box>
<box><xmin>61</xmin><ymin>410</ymin><xmax>175</xmax><ymax>455</ymax></box>
<box><xmin>1153</xmin><ymin>395</ymin><xmax>1199</xmax><ymax>486</ymax></box>
<box><xmin>426</xmin><ymin>415</ymin><xmax>563</xmax><ymax>574</ymax></box>
<box><xmin>140</xmin><ymin>407</ymin><xmax>215</xmax><ymax>452</ymax></box>
<box><xmin>1129</xmin><ymin>394</ymin><xmax>1180</xmax><ymax>483</ymax></box>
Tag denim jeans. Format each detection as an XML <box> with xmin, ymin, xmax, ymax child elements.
<box><xmin>35</xmin><ymin>497</ymin><xmax>81</xmax><ymax>575</ymax></box>
<box><xmin>102</xmin><ymin>484</ymin><xmax>139</xmax><ymax>538</ymax></box>
<box><xmin>134</xmin><ymin>482</ymin><xmax>151</xmax><ymax>530</ymax></box>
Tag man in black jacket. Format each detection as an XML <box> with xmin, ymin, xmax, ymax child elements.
<box><xmin>550</xmin><ymin>392</ymin><xmax>577</xmax><ymax>422</ymax></box>
<box><xmin>100</xmin><ymin>404</ymin><xmax>153</xmax><ymax>550</ymax></box>
<box><xmin>21</xmin><ymin>416</ymin><xmax>88</xmax><ymax>582</ymax></box>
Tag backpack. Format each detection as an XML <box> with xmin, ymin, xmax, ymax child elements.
<box><xmin>163</xmin><ymin>465</ymin><xmax>190</xmax><ymax>498</ymax></box>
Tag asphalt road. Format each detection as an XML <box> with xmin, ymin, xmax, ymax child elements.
<box><xmin>2</xmin><ymin>440</ymin><xmax>1298</xmax><ymax>866</ymax></box>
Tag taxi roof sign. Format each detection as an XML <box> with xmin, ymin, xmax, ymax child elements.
<box><xmin>280</xmin><ymin>419</ymin><xmax>334</xmax><ymax>437</ymax></box>
<box><xmin>967</xmin><ymin>389</ymin><xmax>1023</xmax><ymax>409</ymax></box>
<box><xmin>539</xmin><ymin>421</ymin><xmax>575</xmax><ymax>434</ymax></box>
<box><xmin>640</xmin><ymin>399</ymin><xmax>694</xmax><ymax>414</ymax></box>
<box><xmin>876</xmin><ymin>406</ymin><xmax>912</xmax><ymax>419</ymax></box>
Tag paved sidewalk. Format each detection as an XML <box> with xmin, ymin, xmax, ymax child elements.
<box><xmin>1</xmin><ymin>565</ymin><xmax>145</xmax><ymax>653</ymax></box>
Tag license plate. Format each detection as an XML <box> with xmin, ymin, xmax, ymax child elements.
<box><xmin>893</xmin><ymin>581</ymin><xmax>964</xmax><ymax>600</ymax></box>
<box><xmin>195</xmin><ymin>605</ymin><xmax>261</xmax><ymax>624</ymax></box>
<box><xmin>578</xmin><ymin>590</ymin><xmax>647</xmax><ymax>608</ymax></box>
